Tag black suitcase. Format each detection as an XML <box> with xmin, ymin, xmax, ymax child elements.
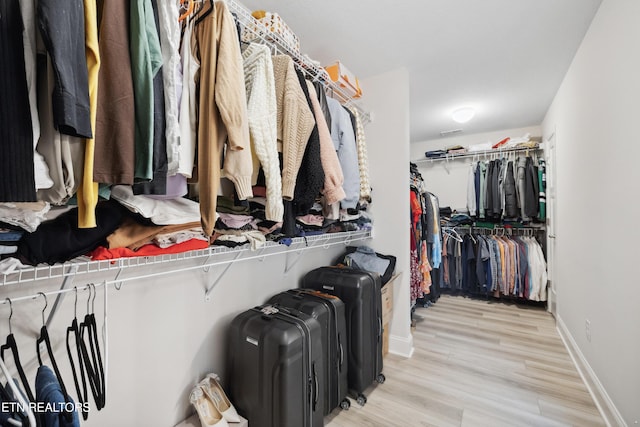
<box><xmin>302</xmin><ymin>267</ymin><xmax>385</xmax><ymax>406</ymax></box>
<box><xmin>267</xmin><ymin>289</ymin><xmax>350</xmax><ymax>413</ymax></box>
<box><xmin>227</xmin><ymin>304</ymin><xmax>324</xmax><ymax>427</ymax></box>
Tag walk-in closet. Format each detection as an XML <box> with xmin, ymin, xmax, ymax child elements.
<box><xmin>1</xmin><ymin>0</ymin><xmax>638</xmax><ymax>426</ymax></box>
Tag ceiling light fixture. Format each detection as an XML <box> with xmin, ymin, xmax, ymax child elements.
<box><xmin>451</xmin><ymin>107</ymin><xmax>475</xmax><ymax>123</ymax></box>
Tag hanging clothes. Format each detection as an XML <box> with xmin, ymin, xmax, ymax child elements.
<box><xmin>347</xmin><ymin>106</ymin><xmax>372</xmax><ymax>204</ymax></box>
<box><xmin>191</xmin><ymin>0</ymin><xmax>254</xmax><ymax>237</ymax></box>
<box><xmin>130</xmin><ymin>0</ymin><xmax>162</xmax><ymax>181</ymax></box>
<box><xmin>439</xmin><ymin>229</ymin><xmax>547</xmax><ymax>301</ymax></box>
<box><xmin>132</xmin><ymin>0</ymin><xmax>168</xmax><ymax>196</ymax></box>
<box><xmin>75</xmin><ymin>0</ymin><xmax>101</xmax><ymax>228</ymax></box>
<box><xmin>0</xmin><ymin>0</ymin><xmax>36</xmax><ymax>202</ymax></box>
<box><xmin>271</xmin><ymin>54</ymin><xmax>314</xmax><ymax>201</ymax></box>
<box><xmin>37</xmin><ymin>0</ymin><xmax>92</xmax><ymax>138</ymax></box>
<box><xmin>93</xmin><ymin>0</ymin><xmax>136</xmax><ymax>186</ymax></box>
<box><xmin>242</xmin><ymin>43</ymin><xmax>284</xmax><ymax>222</ymax></box>
<box><xmin>327</xmin><ymin>97</ymin><xmax>359</xmax><ymax>210</ymax></box>
<box><xmin>538</xmin><ymin>158</ymin><xmax>546</xmax><ymax>221</ymax></box>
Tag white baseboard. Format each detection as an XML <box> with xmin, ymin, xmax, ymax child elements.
<box><xmin>389</xmin><ymin>333</ymin><xmax>414</xmax><ymax>358</ymax></box>
<box><xmin>556</xmin><ymin>315</ymin><xmax>627</xmax><ymax>427</ymax></box>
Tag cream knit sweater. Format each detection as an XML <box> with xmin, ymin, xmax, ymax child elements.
<box><xmin>348</xmin><ymin>106</ymin><xmax>371</xmax><ymax>203</ymax></box>
<box><xmin>306</xmin><ymin>81</ymin><xmax>345</xmax><ymax>205</ymax></box>
<box><xmin>243</xmin><ymin>44</ymin><xmax>284</xmax><ymax>222</ymax></box>
<box><xmin>271</xmin><ymin>55</ymin><xmax>315</xmax><ymax>200</ymax></box>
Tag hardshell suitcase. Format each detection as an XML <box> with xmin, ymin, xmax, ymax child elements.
<box><xmin>227</xmin><ymin>304</ymin><xmax>324</xmax><ymax>427</ymax></box>
<box><xmin>267</xmin><ymin>289</ymin><xmax>350</xmax><ymax>413</ymax></box>
<box><xmin>302</xmin><ymin>267</ymin><xmax>385</xmax><ymax>406</ymax></box>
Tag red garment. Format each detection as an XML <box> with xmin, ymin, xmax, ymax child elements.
<box><xmin>89</xmin><ymin>239</ymin><xmax>210</xmax><ymax>260</ymax></box>
<box><xmin>410</xmin><ymin>190</ymin><xmax>421</xmax><ymax>225</ymax></box>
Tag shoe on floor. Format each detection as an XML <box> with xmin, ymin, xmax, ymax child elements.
<box><xmin>200</xmin><ymin>374</ymin><xmax>241</xmax><ymax>423</ymax></box>
<box><xmin>190</xmin><ymin>385</ymin><xmax>229</xmax><ymax>427</ymax></box>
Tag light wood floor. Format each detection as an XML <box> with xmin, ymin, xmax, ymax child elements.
<box><xmin>325</xmin><ymin>294</ymin><xmax>605</xmax><ymax>427</ymax></box>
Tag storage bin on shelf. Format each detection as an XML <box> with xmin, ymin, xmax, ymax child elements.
<box><xmin>324</xmin><ymin>61</ymin><xmax>363</xmax><ymax>99</ymax></box>
<box><xmin>241</xmin><ymin>10</ymin><xmax>300</xmax><ymax>53</ymax></box>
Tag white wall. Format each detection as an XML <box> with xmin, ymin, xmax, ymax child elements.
<box><xmin>0</xmin><ymin>245</ymin><xmax>348</xmax><ymax>426</ymax></box>
<box><xmin>542</xmin><ymin>0</ymin><xmax>640</xmax><ymax>424</ymax></box>
<box><xmin>362</xmin><ymin>67</ymin><xmax>413</xmax><ymax>357</ymax></box>
<box><xmin>410</xmin><ymin>126</ymin><xmax>542</xmax><ymax>210</ymax></box>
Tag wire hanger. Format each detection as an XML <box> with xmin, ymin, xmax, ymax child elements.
<box><xmin>67</xmin><ymin>287</ymin><xmax>89</xmax><ymax>420</ymax></box>
<box><xmin>36</xmin><ymin>292</ymin><xmax>74</xmax><ymax>422</ymax></box>
<box><xmin>1</xmin><ymin>298</ymin><xmax>36</xmax><ymax>404</ymax></box>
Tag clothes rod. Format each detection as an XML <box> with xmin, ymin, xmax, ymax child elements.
<box><xmin>415</xmin><ymin>146</ymin><xmax>543</xmax><ymax>164</ymax></box>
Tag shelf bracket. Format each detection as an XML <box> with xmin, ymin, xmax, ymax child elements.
<box><xmin>203</xmin><ymin>251</ymin><xmax>244</xmax><ymax>302</ymax></box>
<box><xmin>113</xmin><ymin>265</ymin><xmax>126</xmax><ymax>291</ymax></box>
<box><xmin>45</xmin><ymin>264</ymin><xmax>79</xmax><ymax>328</ymax></box>
<box><xmin>283</xmin><ymin>249</ymin><xmax>304</xmax><ymax>275</ymax></box>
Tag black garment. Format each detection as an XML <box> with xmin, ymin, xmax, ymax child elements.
<box><xmin>133</xmin><ymin>0</ymin><xmax>167</xmax><ymax>195</ymax></box>
<box><xmin>462</xmin><ymin>235</ymin><xmax>478</xmax><ymax>293</ymax></box>
<box><xmin>475</xmin><ymin>236</ymin><xmax>488</xmax><ymax>291</ymax></box>
<box><xmin>504</xmin><ymin>161</ymin><xmax>518</xmax><ymax>218</ymax></box>
<box><xmin>16</xmin><ymin>200</ymin><xmax>126</xmax><ymax>265</ymax></box>
<box><xmin>423</xmin><ymin>191</ymin><xmax>434</xmax><ymax>245</ymax></box>
<box><xmin>344</xmin><ymin>106</ymin><xmax>357</xmax><ymax>137</ymax></box>
<box><xmin>474</xmin><ymin>162</ymin><xmax>481</xmax><ymax>218</ymax></box>
<box><xmin>485</xmin><ymin>161</ymin><xmax>494</xmax><ymax>218</ymax></box>
<box><xmin>493</xmin><ymin>159</ymin><xmax>503</xmax><ymax>218</ymax></box>
<box><xmin>524</xmin><ymin>157</ymin><xmax>539</xmax><ymax>218</ymax></box>
<box><xmin>37</xmin><ymin>0</ymin><xmax>92</xmax><ymax>138</ymax></box>
<box><xmin>0</xmin><ymin>0</ymin><xmax>37</xmax><ymax>202</ymax></box>
<box><xmin>313</xmin><ymin>81</ymin><xmax>331</xmax><ymax>130</ymax></box>
<box><xmin>427</xmin><ymin>267</ymin><xmax>441</xmax><ymax>302</ymax></box>
<box><xmin>292</xmin><ymin>69</ymin><xmax>324</xmax><ymax>216</ymax></box>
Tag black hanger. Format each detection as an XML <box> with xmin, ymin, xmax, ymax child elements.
<box><xmin>36</xmin><ymin>292</ymin><xmax>74</xmax><ymax>423</ymax></box>
<box><xmin>79</xmin><ymin>284</ymin><xmax>105</xmax><ymax>410</ymax></box>
<box><xmin>1</xmin><ymin>298</ymin><xmax>35</xmax><ymax>403</ymax></box>
<box><xmin>66</xmin><ymin>287</ymin><xmax>89</xmax><ymax>420</ymax></box>
<box><xmin>194</xmin><ymin>0</ymin><xmax>214</xmax><ymax>27</ymax></box>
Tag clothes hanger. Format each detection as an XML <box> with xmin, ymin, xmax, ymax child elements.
<box><xmin>79</xmin><ymin>284</ymin><xmax>105</xmax><ymax>410</ymax></box>
<box><xmin>1</xmin><ymin>298</ymin><xmax>35</xmax><ymax>403</ymax></box>
<box><xmin>179</xmin><ymin>0</ymin><xmax>195</xmax><ymax>22</ymax></box>
<box><xmin>193</xmin><ymin>0</ymin><xmax>214</xmax><ymax>27</ymax></box>
<box><xmin>36</xmin><ymin>292</ymin><xmax>74</xmax><ymax>422</ymax></box>
<box><xmin>442</xmin><ymin>227</ymin><xmax>463</xmax><ymax>243</ymax></box>
<box><xmin>0</xmin><ymin>355</ymin><xmax>36</xmax><ymax>427</ymax></box>
<box><xmin>67</xmin><ymin>287</ymin><xmax>89</xmax><ymax>420</ymax></box>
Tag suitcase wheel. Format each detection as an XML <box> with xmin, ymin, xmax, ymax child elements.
<box><xmin>376</xmin><ymin>373</ymin><xmax>386</xmax><ymax>384</ymax></box>
<box><xmin>340</xmin><ymin>398</ymin><xmax>351</xmax><ymax>410</ymax></box>
<box><xmin>356</xmin><ymin>394</ymin><xmax>367</xmax><ymax>406</ymax></box>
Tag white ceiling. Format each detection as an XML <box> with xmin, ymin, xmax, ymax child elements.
<box><xmin>240</xmin><ymin>0</ymin><xmax>602</xmax><ymax>143</ymax></box>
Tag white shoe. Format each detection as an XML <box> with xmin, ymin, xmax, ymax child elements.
<box><xmin>200</xmin><ymin>374</ymin><xmax>241</xmax><ymax>423</ymax></box>
<box><xmin>190</xmin><ymin>385</ymin><xmax>229</xmax><ymax>427</ymax></box>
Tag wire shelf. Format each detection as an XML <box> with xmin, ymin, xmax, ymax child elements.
<box><xmin>0</xmin><ymin>230</ymin><xmax>372</xmax><ymax>287</ymax></box>
<box><xmin>226</xmin><ymin>0</ymin><xmax>370</xmax><ymax>123</ymax></box>
<box><xmin>413</xmin><ymin>146</ymin><xmax>543</xmax><ymax>164</ymax></box>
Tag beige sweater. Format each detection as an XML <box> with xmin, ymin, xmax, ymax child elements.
<box><xmin>192</xmin><ymin>1</ymin><xmax>253</xmax><ymax>236</ymax></box>
<box><xmin>306</xmin><ymin>81</ymin><xmax>345</xmax><ymax>205</ymax></box>
<box><xmin>271</xmin><ymin>55</ymin><xmax>315</xmax><ymax>200</ymax></box>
